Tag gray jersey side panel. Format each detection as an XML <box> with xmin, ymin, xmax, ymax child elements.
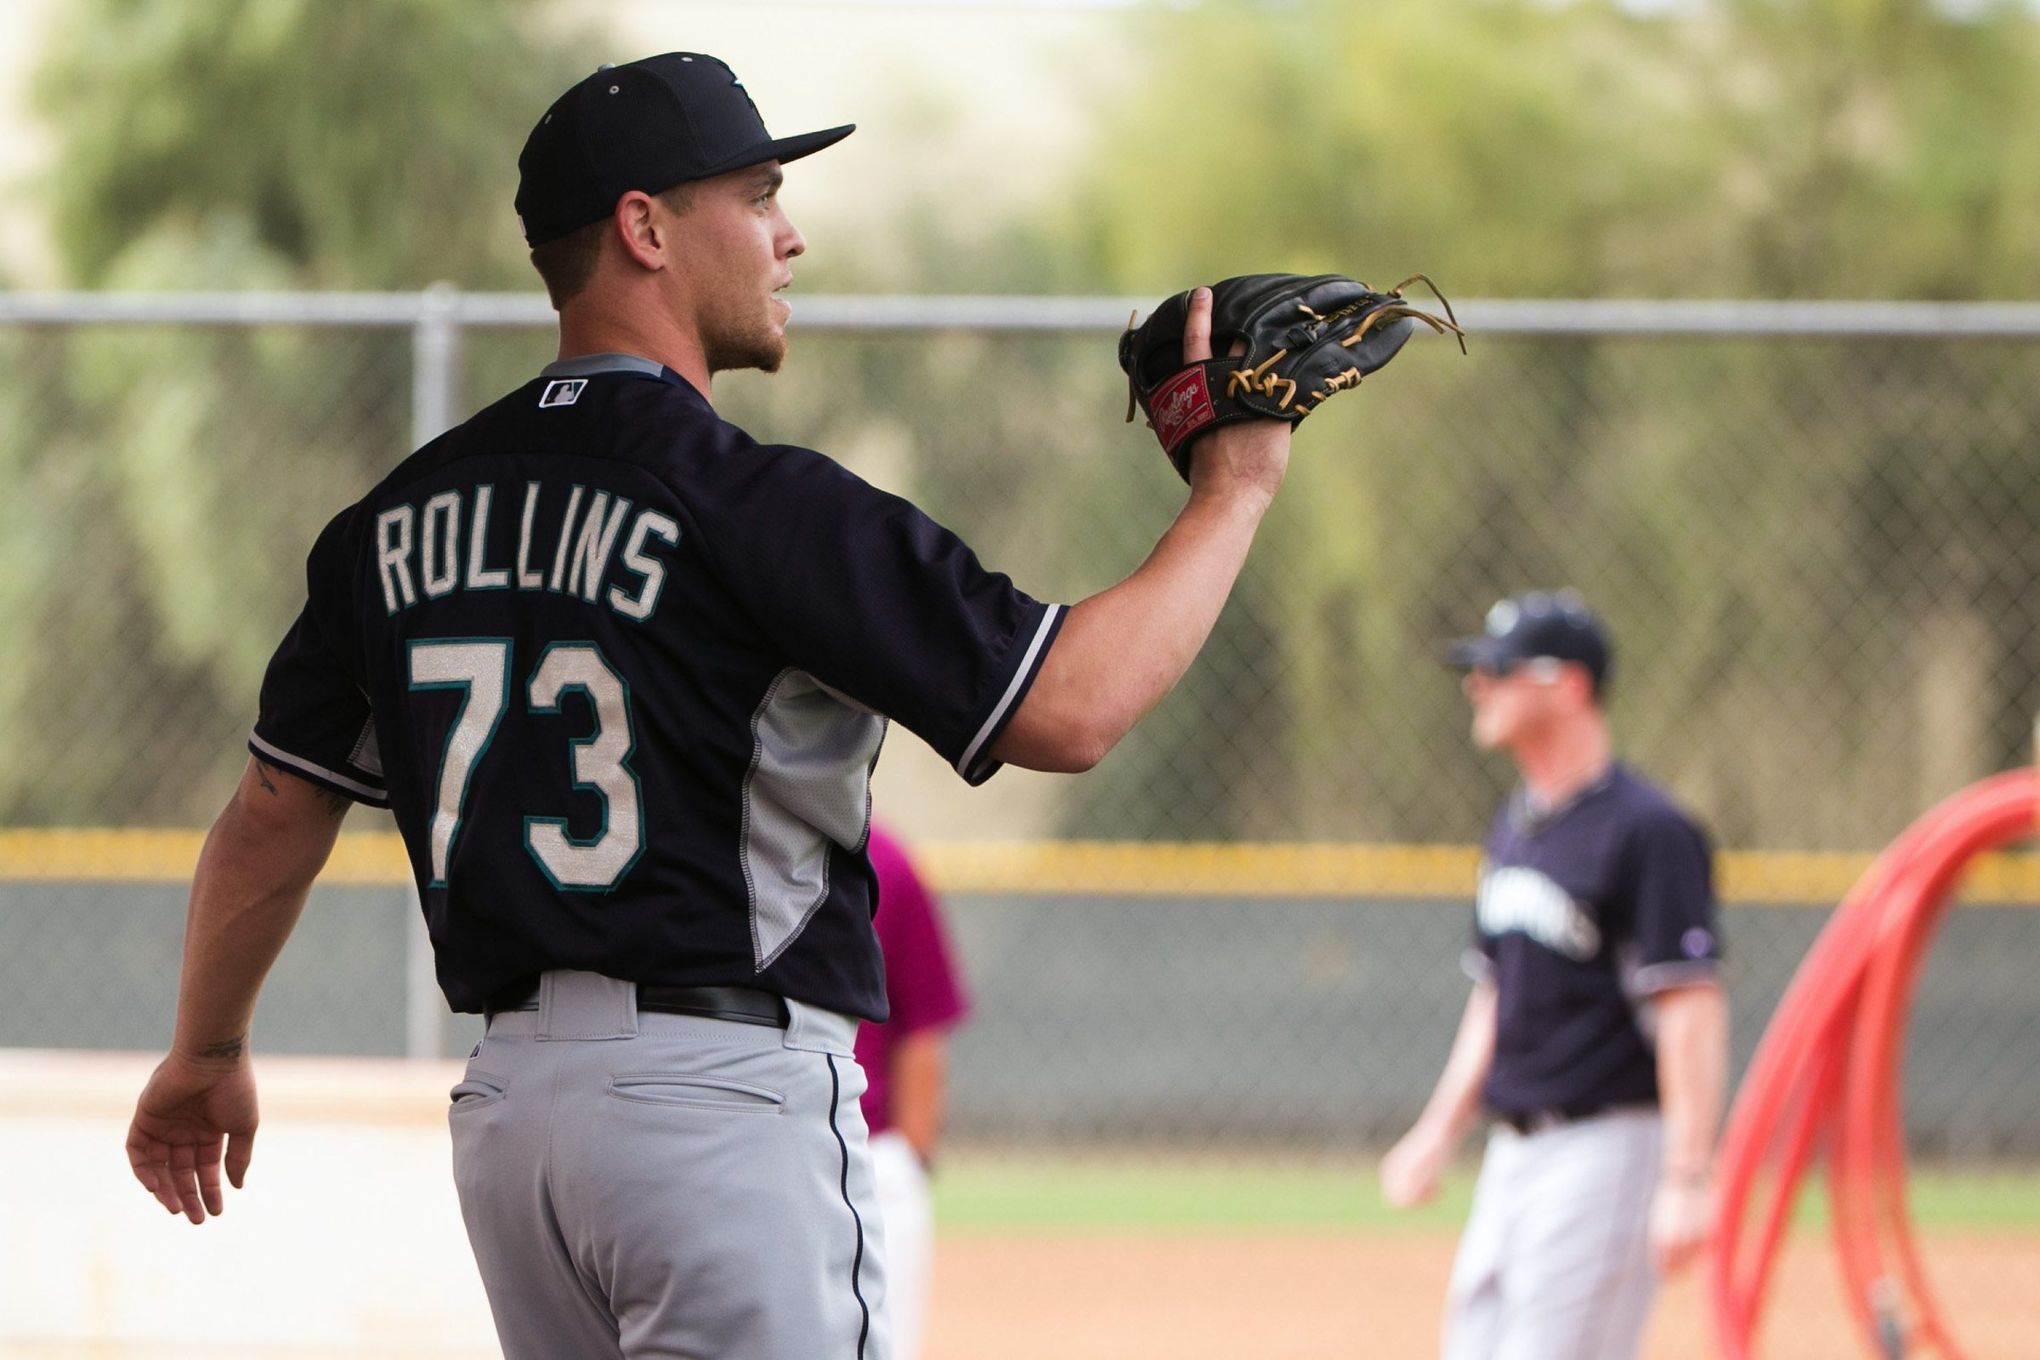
<box><xmin>742</xmin><ymin>669</ymin><xmax>886</xmax><ymax>969</ymax></box>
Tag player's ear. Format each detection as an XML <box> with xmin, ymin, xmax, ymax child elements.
<box><xmin>1560</xmin><ymin>664</ymin><xmax>1598</xmax><ymax>710</ymax></box>
<box><xmin>612</xmin><ymin>191</ymin><xmax>666</xmax><ymax>272</ymax></box>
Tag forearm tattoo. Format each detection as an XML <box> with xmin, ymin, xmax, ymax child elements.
<box><xmin>197</xmin><ymin>1036</ymin><xmax>246</xmax><ymax>1060</ymax></box>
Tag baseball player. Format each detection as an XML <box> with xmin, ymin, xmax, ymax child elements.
<box><xmin>122</xmin><ymin>52</ymin><xmax>1296</xmax><ymax>1360</ymax></box>
<box><xmin>856</xmin><ymin>824</ymin><xmax>970</xmax><ymax>1360</ymax></box>
<box><xmin>1380</xmin><ymin>591</ymin><xmax>1729</xmax><ymax>1360</ymax></box>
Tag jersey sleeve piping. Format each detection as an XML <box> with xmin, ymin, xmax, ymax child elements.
<box><xmin>1630</xmin><ymin>959</ymin><xmax>1721</xmax><ymax>995</ymax></box>
<box><xmin>248</xmin><ymin>731</ymin><xmax>391</xmax><ymax>808</ymax></box>
<box><xmin>956</xmin><ymin>603</ymin><xmax>1066</xmax><ymax>786</ymax></box>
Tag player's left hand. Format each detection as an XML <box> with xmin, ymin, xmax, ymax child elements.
<box><xmin>1649</xmin><ymin>1173</ymin><xmax>1714</xmax><ymax>1275</ymax></box>
<box><xmin>1119</xmin><ymin>272</ymin><xmax>1464</xmax><ymax>482</ymax></box>
<box><xmin>1177</xmin><ymin>286</ymin><xmax>1291</xmax><ymax>504</ymax></box>
<box><xmin>126</xmin><ymin>1052</ymin><xmax>259</xmax><ymax>1225</ymax></box>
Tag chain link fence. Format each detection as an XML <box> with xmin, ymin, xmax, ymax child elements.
<box><xmin>2</xmin><ymin>291</ymin><xmax>2037</xmax><ymax>1163</ymax></box>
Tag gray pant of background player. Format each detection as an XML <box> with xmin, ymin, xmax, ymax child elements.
<box><xmin>1442</xmin><ymin>1107</ymin><xmax>1663</xmax><ymax>1360</ymax></box>
<box><xmin>448</xmin><ymin>970</ymin><xmax>890</xmax><ymax>1359</ymax></box>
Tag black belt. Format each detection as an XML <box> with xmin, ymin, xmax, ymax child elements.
<box><xmin>1494</xmin><ymin>1102</ymin><xmax>1612</xmax><ymax>1135</ymax></box>
<box><xmin>487</xmin><ymin>979</ymin><xmax>788</xmax><ymax>1029</ymax></box>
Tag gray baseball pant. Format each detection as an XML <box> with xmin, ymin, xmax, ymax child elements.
<box><xmin>448</xmin><ymin>970</ymin><xmax>890</xmax><ymax>1359</ymax></box>
<box><xmin>1441</xmin><ymin>1107</ymin><xmax>1662</xmax><ymax>1360</ymax></box>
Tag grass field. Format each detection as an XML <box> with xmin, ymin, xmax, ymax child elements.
<box><xmin>933</xmin><ymin>1151</ymin><xmax>2040</xmax><ymax>1234</ymax></box>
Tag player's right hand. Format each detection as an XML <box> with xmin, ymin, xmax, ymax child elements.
<box><xmin>126</xmin><ymin>1052</ymin><xmax>259</xmax><ymax>1225</ymax></box>
<box><xmin>1649</xmin><ymin>1174</ymin><xmax>1714</xmax><ymax>1275</ymax></box>
<box><xmin>1379</xmin><ymin>1123</ymin><xmax>1452</xmax><ymax>1208</ymax></box>
<box><xmin>1178</xmin><ymin>286</ymin><xmax>1292</xmax><ymax>503</ymax></box>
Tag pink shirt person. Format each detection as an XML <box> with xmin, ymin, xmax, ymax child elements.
<box><xmin>856</xmin><ymin>826</ymin><xmax>968</xmax><ymax>1360</ymax></box>
<box><xmin>856</xmin><ymin>826</ymin><xmax>970</xmax><ymax>1136</ymax></box>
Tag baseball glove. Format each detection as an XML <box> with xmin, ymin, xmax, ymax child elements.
<box><xmin>1119</xmin><ymin>273</ymin><xmax>1465</xmax><ymax>481</ymax></box>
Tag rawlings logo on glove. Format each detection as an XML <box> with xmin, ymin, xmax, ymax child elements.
<box><xmin>1149</xmin><ymin>367</ymin><xmax>1217</xmax><ymax>453</ymax></box>
<box><xmin>1119</xmin><ymin>272</ymin><xmax>1466</xmax><ymax>482</ymax></box>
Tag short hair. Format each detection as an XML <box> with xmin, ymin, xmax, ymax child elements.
<box><xmin>528</xmin><ymin>182</ymin><xmax>699</xmax><ymax>310</ymax></box>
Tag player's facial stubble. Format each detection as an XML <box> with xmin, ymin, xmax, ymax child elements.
<box><xmin>674</xmin><ymin>164</ymin><xmax>804</xmax><ymax>377</ymax></box>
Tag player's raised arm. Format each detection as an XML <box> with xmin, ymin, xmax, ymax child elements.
<box><xmin>126</xmin><ymin>756</ymin><xmax>347</xmax><ymax>1223</ymax></box>
<box><xmin>991</xmin><ymin>287</ymin><xmax>1293</xmax><ymax>772</ymax></box>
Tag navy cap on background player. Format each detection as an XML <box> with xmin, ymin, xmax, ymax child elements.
<box><xmin>515</xmin><ymin>53</ymin><xmax>856</xmax><ymax>247</ymax></box>
<box><xmin>1447</xmin><ymin>590</ymin><xmax>1612</xmax><ymax>693</ymax></box>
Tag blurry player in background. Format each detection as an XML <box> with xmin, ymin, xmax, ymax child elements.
<box><xmin>855</xmin><ymin>825</ymin><xmax>971</xmax><ymax>1360</ymax></box>
<box><xmin>1380</xmin><ymin>591</ymin><xmax>1729</xmax><ymax>1360</ymax></box>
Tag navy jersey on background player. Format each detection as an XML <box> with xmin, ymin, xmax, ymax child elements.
<box><xmin>248</xmin><ymin>354</ymin><xmax>1064</xmax><ymax>1020</ymax></box>
<box><xmin>1466</xmin><ymin>762</ymin><xmax>1720</xmax><ymax>1116</ymax></box>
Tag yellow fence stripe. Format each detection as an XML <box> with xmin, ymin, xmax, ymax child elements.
<box><xmin>5</xmin><ymin>828</ymin><xmax>2038</xmax><ymax>905</ymax></box>
<box><xmin>914</xmin><ymin>843</ymin><xmax>2040</xmax><ymax>905</ymax></box>
<box><xmin>0</xmin><ymin>829</ymin><xmax>410</xmax><ymax>885</ymax></box>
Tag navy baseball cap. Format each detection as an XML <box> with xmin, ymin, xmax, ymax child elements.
<box><xmin>515</xmin><ymin>53</ymin><xmax>855</xmax><ymax>248</ymax></box>
<box><xmin>1448</xmin><ymin>590</ymin><xmax>1612</xmax><ymax>692</ymax></box>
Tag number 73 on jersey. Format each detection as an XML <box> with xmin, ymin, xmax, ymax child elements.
<box><xmin>407</xmin><ymin>638</ymin><xmax>644</xmax><ymax>892</ymax></box>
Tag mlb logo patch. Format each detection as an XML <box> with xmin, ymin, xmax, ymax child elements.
<box><xmin>539</xmin><ymin>378</ymin><xmax>588</xmax><ymax>408</ymax></box>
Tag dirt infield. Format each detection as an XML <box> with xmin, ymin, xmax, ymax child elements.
<box><xmin>927</xmin><ymin>1232</ymin><xmax>2040</xmax><ymax>1359</ymax></box>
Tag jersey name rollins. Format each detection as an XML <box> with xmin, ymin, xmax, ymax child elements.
<box><xmin>374</xmin><ymin>482</ymin><xmax>680</xmax><ymax>622</ymax></box>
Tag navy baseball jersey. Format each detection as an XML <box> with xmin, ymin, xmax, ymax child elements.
<box><xmin>249</xmin><ymin>353</ymin><xmax>1064</xmax><ymax>1020</ymax></box>
<box><xmin>1465</xmin><ymin>764</ymin><xmax>1720</xmax><ymax>1115</ymax></box>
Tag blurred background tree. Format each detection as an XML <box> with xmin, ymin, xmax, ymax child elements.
<box><xmin>34</xmin><ymin>0</ymin><xmax>599</xmax><ymax>290</ymax></box>
<box><xmin>1004</xmin><ymin>0</ymin><xmax>2040</xmax><ymax>843</ymax></box>
<box><xmin>2</xmin><ymin>0</ymin><xmax>606</xmax><ymax>822</ymax></box>
<box><xmin>954</xmin><ymin>0</ymin><xmax>2040</xmax><ymax>301</ymax></box>
<box><xmin>8</xmin><ymin>0</ymin><xmax>2038</xmax><ymax>844</ymax></box>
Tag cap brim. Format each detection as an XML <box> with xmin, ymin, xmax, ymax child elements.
<box><xmin>698</xmin><ymin>124</ymin><xmax>856</xmax><ymax>178</ymax></box>
<box><xmin>1445</xmin><ymin>637</ymin><xmax>1506</xmax><ymax>671</ymax></box>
